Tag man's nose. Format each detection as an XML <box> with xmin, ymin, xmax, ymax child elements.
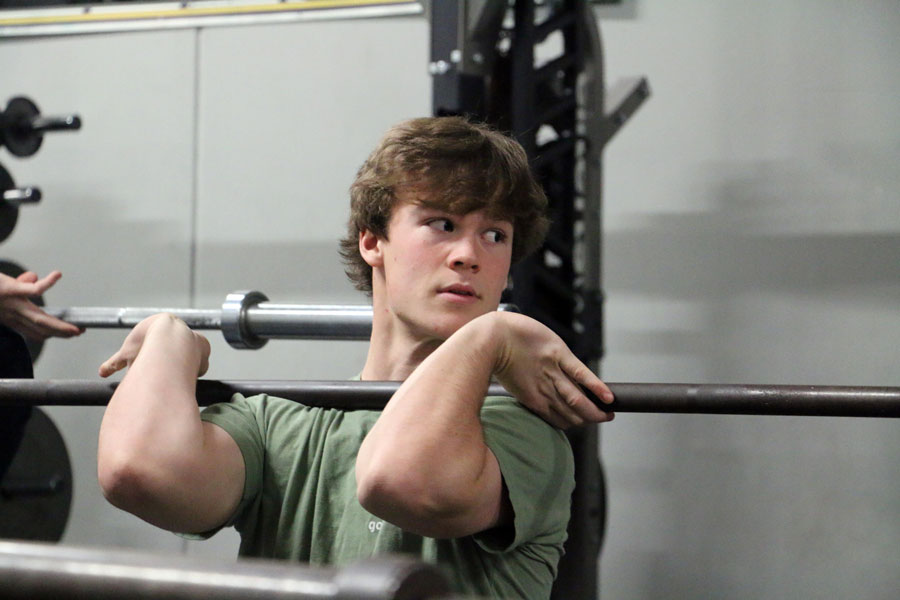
<box><xmin>449</xmin><ymin>236</ymin><xmax>480</xmax><ymax>272</ymax></box>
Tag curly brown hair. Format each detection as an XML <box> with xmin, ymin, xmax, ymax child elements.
<box><xmin>339</xmin><ymin>116</ymin><xmax>549</xmax><ymax>293</ymax></box>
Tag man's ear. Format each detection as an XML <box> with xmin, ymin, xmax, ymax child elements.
<box><xmin>359</xmin><ymin>229</ymin><xmax>384</xmax><ymax>267</ymax></box>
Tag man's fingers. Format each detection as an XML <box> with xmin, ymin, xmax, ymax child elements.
<box><xmin>30</xmin><ymin>270</ymin><xmax>63</xmax><ymax>295</ymax></box>
<box><xmin>99</xmin><ymin>355</ymin><xmax>127</xmax><ymax>378</ymax></box>
<box><xmin>559</xmin><ymin>354</ymin><xmax>614</xmax><ymax>405</ymax></box>
<box><xmin>30</xmin><ymin>310</ymin><xmax>82</xmax><ymax>337</ymax></box>
<box><xmin>15</xmin><ymin>271</ymin><xmax>39</xmax><ymax>284</ymax></box>
<box><xmin>552</xmin><ymin>372</ymin><xmax>607</xmax><ymax>424</ymax></box>
<box><xmin>6</xmin><ymin>314</ymin><xmax>46</xmax><ymax>341</ymax></box>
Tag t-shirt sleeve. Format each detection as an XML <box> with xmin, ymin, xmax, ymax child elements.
<box><xmin>475</xmin><ymin>397</ymin><xmax>575</xmax><ymax>554</ymax></box>
<box><xmin>180</xmin><ymin>393</ymin><xmax>267</xmax><ymax>539</ymax></box>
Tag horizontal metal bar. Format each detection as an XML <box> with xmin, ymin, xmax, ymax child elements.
<box><xmin>1</xmin><ymin>379</ymin><xmax>897</xmax><ymax>418</ymax></box>
<box><xmin>46</xmin><ymin>304</ymin><xmax>373</xmax><ymax>335</ymax></box>
<box><xmin>244</xmin><ymin>304</ymin><xmax>373</xmax><ymax>341</ymax></box>
<box><xmin>2</xmin><ymin>186</ymin><xmax>41</xmax><ymax>205</ymax></box>
<box><xmin>48</xmin><ymin>307</ymin><xmax>225</xmax><ymax>329</ymax></box>
<box><xmin>46</xmin><ymin>292</ymin><xmax>518</xmax><ymax>348</ymax></box>
<box><xmin>0</xmin><ymin>540</ymin><xmax>450</xmax><ymax>600</ymax></box>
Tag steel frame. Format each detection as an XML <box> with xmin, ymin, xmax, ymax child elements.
<box><xmin>429</xmin><ymin>2</ymin><xmax>649</xmax><ymax>598</ymax></box>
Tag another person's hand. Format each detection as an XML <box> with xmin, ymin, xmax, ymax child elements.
<box><xmin>99</xmin><ymin>313</ymin><xmax>210</xmax><ymax>378</ymax></box>
<box><xmin>0</xmin><ymin>270</ymin><xmax>82</xmax><ymax>341</ymax></box>
<box><xmin>491</xmin><ymin>311</ymin><xmax>614</xmax><ymax>429</ymax></box>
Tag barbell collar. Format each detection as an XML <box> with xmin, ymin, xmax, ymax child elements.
<box><xmin>221</xmin><ymin>290</ymin><xmax>270</xmax><ymax>349</ymax></box>
<box><xmin>1</xmin><ymin>379</ymin><xmax>897</xmax><ymax>418</ymax></box>
<box><xmin>0</xmin><ymin>540</ymin><xmax>452</xmax><ymax>600</ymax></box>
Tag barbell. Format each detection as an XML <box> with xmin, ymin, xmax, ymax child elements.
<box><xmin>0</xmin><ymin>540</ymin><xmax>454</xmax><ymax>600</ymax></box>
<box><xmin>2</xmin><ymin>378</ymin><xmax>898</xmax><ymax>417</ymax></box>
<box><xmin>46</xmin><ymin>291</ymin><xmax>517</xmax><ymax>349</ymax></box>
<box><xmin>0</xmin><ymin>96</ymin><xmax>82</xmax><ymax>158</ymax></box>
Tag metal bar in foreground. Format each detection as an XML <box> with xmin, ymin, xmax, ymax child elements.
<box><xmin>1</xmin><ymin>379</ymin><xmax>897</xmax><ymax>417</ymax></box>
<box><xmin>0</xmin><ymin>540</ymin><xmax>451</xmax><ymax>600</ymax></box>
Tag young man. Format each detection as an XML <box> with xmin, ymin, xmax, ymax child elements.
<box><xmin>97</xmin><ymin>116</ymin><xmax>614</xmax><ymax>599</ymax></box>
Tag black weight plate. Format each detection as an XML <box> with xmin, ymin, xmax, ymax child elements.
<box><xmin>0</xmin><ymin>323</ymin><xmax>34</xmax><ymax>482</ymax></box>
<box><xmin>0</xmin><ymin>322</ymin><xmax>70</xmax><ymax>542</ymax></box>
<box><xmin>0</xmin><ymin>164</ymin><xmax>19</xmax><ymax>244</ymax></box>
<box><xmin>1</xmin><ymin>97</ymin><xmax>42</xmax><ymax>158</ymax></box>
<box><xmin>0</xmin><ymin>407</ymin><xmax>73</xmax><ymax>542</ymax></box>
<box><xmin>0</xmin><ymin>259</ymin><xmax>45</xmax><ymax>362</ymax></box>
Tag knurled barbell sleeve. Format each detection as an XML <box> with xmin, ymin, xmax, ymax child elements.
<box><xmin>0</xmin><ymin>379</ymin><xmax>897</xmax><ymax>417</ymax></box>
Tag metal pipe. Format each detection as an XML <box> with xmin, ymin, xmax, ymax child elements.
<box><xmin>245</xmin><ymin>304</ymin><xmax>374</xmax><ymax>341</ymax></box>
<box><xmin>30</xmin><ymin>115</ymin><xmax>82</xmax><ymax>134</ymax></box>
<box><xmin>48</xmin><ymin>306</ymin><xmax>224</xmax><ymax>329</ymax></box>
<box><xmin>1</xmin><ymin>379</ymin><xmax>897</xmax><ymax>418</ymax></box>
<box><xmin>0</xmin><ymin>540</ymin><xmax>451</xmax><ymax>600</ymax></box>
<box><xmin>2</xmin><ymin>186</ymin><xmax>41</xmax><ymax>205</ymax></box>
<box><xmin>47</xmin><ymin>291</ymin><xmax>518</xmax><ymax>349</ymax></box>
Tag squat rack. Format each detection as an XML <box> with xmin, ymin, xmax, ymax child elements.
<box><xmin>429</xmin><ymin>2</ymin><xmax>649</xmax><ymax>599</ymax></box>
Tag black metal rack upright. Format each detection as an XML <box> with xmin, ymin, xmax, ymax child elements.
<box><xmin>430</xmin><ymin>2</ymin><xmax>649</xmax><ymax>598</ymax></box>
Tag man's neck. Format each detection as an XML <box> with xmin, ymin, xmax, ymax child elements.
<box><xmin>360</xmin><ymin>320</ymin><xmax>442</xmax><ymax>381</ymax></box>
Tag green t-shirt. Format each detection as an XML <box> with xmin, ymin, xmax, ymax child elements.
<box><xmin>198</xmin><ymin>393</ymin><xmax>574</xmax><ymax>600</ymax></box>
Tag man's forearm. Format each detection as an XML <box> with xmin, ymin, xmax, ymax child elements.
<box><xmin>356</xmin><ymin>313</ymin><xmax>507</xmax><ymax>538</ymax></box>
<box><xmin>97</xmin><ymin>317</ymin><xmax>212</xmax><ymax>527</ymax></box>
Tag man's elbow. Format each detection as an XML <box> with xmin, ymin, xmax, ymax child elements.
<box><xmin>97</xmin><ymin>451</ymin><xmax>156</xmax><ymax>514</ymax></box>
<box><xmin>356</xmin><ymin>469</ymin><xmax>480</xmax><ymax>539</ymax></box>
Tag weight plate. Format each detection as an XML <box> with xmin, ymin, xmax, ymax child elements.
<box><xmin>1</xmin><ymin>97</ymin><xmax>42</xmax><ymax>158</ymax></box>
<box><xmin>0</xmin><ymin>164</ymin><xmax>19</xmax><ymax>244</ymax></box>
<box><xmin>0</xmin><ymin>407</ymin><xmax>73</xmax><ymax>542</ymax></box>
<box><xmin>0</xmin><ymin>323</ymin><xmax>34</xmax><ymax>483</ymax></box>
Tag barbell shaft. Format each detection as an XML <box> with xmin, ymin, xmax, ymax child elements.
<box><xmin>1</xmin><ymin>379</ymin><xmax>897</xmax><ymax>417</ymax></box>
<box><xmin>0</xmin><ymin>540</ymin><xmax>451</xmax><ymax>600</ymax></box>
<box><xmin>47</xmin><ymin>291</ymin><xmax>374</xmax><ymax>346</ymax></box>
<box><xmin>2</xmin><ymin>186</ymin><xmax>41</xmax><ymax>205</ymax></box>
<box><xmin>30</xmin><ymin>114</ymin><xmax>82</xmax><ymax>134</ymax></box>
<box><xmin>50</xmin><ymin>307</ymin><xmax>225</xmax><ymax>329</ymax></box>
<box><xmin>46</xmin><ymin>291</ymin><xmax>518</xmax><ymax>348</ymax></box>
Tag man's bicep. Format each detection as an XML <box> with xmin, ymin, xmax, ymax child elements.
<box><xmin>187</xmin><ymin>421</ymin><xmax>246</xmax><ymax>532</ymax></box>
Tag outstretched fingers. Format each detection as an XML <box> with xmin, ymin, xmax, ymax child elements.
<box><xmin>28</xmin><ymin>270</ymin><xmax>64</xmax><ymax>296</ymax></box>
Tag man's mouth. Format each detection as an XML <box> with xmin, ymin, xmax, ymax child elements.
<box><xmin>439</xmin><ymin>285</ymin><xmax>479</xmax><ymax>298</ymax></box>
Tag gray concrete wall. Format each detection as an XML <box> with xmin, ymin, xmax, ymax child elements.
<box><xmin>1</xmin><ymin>1</ymin><xmax>897</xmax><ymax>597</ymax></box>
<box><xmin>596</xmin><ymin>1</ymin><xmax>899</xmax><ymax>598</ymax></box>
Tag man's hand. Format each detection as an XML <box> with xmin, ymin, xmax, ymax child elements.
<box><xmin>0</xmin><ymin>270</ymin><xmax>82</xmax><ymax>341</ymax></box>
<box><xmin>99</xmin><ymin>313</ymin><xmax>210</xmax><ymax>378</ymax></box>
<box><xmin>491</xmin><ymin>311</ymin><xmax>614</xmax><ymax>429</ymax></box>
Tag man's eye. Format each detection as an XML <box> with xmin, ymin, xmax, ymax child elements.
<box><xmin>427</xmin><ymin>219</ymin><xmax>454</xmax><ymax>232</ymax></box>
<box><xmin>485</xmin><ymin>230</ymin><xmax>507</xmax><ymax>243</ymax></box>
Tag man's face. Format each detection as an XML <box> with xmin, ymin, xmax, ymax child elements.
<box><xmin>362</xmin><ymin>194</ymin><xmax>513</xmax><ymax>342</ymax></box>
